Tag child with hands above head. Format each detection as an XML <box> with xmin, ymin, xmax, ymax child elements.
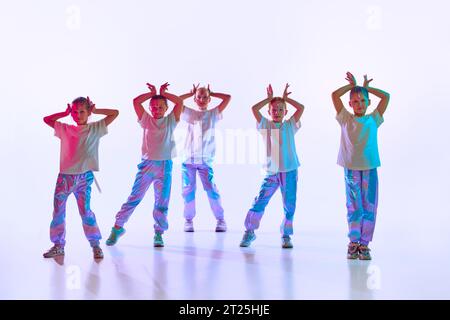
<box><xmin>240</xmin><ymin>84</ymin><xmax>304</xmax><ymax>249</ymax></box>
<box><xmin>332</xmin><ymin>72</ymin><xmax>390</xmax><ymax>260</ymax></box>
<box><xmin>106</xmin><ymin>83</ymin><xmax>182</xmax><ymax>248</ymax></box>
<box><xmin>179</xmin><ymin>84</ymin><xmax>231</xmax><ymax>232</ymax></box>
<box><xmin>43</xmin><ymin>96</ymin><xmax>119</xmax><ymax>259</ymax></box>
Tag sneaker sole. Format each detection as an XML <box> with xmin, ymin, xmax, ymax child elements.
<box><xmin>43</xmin><ymin>253</ymin><xmax>65</xmax><ymax>258</ymax></box>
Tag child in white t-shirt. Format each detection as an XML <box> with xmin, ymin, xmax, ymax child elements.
<box><xmin>332</xmin><ymin>72</ymin><xmax>390</xmax><ymax>260</ymax></box>
<box><xmin>43</xmin><ymin>97</ymin><xmax>119</xmax><ymax>259</ymax></box>
<box><xmin>240</xmin><ymin>84</ymin><xmax>304</xmax><ymax>249</ymax></box>
<box><xmin>106</xmin><ymin>83</ymin><xmax>182</xmax><ymax>248</ymax></box>
<box><xmin>179</xmin><ymin>84</ymin><xmax>231</xmax><ymax>232</ymax></box>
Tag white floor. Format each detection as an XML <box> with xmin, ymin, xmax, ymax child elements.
<box><xmin>2</xmin><ymin>223</ymin><xmax>450</xmax><ymax>300</ymax></box>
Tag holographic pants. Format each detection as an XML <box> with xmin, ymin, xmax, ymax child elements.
<box><xmin>50</xmin><ymin>171</ymin><xmax>101</xmax><ymax>247</ymax></box>
<box><xmin>244</xmin><ymin>169</ymin><xmax>298</xmax><ymax>236</ymax></box>
<box><xmin>344</xmin><ymin>168</ymin><xmax>379</xmax><ymax>245</ymax></box>
<box><xmin>114</xmin><ymin>160</ymin><xmax>173</xmax><ymax>234</ymax></box>
<box><xmin>182</xmin><ymin>162</ymin><xmax>224</xmax><ymax>221</ymax></box>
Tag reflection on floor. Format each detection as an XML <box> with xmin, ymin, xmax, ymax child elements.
<box><xmin>2</xmin><ymin>229</ymin><xmax>449</xmax><ymax>300</ymax></box>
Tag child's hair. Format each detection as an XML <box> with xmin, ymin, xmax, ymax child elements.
<box><xmin>270</xmin><ymin>97</ymin><xmax>286</xmax><ymax>106</ymax></box>
<box><xmin>350</xmin><ymin>86</ymin><xmax>369</xmax><ymax>100</ymax></box>
<box><xmin>150</xmin><ymin>95</ymin><xmax>168</xmax><ymax>106</ymax></box>
<box><xmin>72</xmin><ymin>97</ymin><xmax>92</xmax><ymax>111</ymax></box>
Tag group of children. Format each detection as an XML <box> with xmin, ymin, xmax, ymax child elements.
<box><xmin>42</xmin><ymin>72</ymin><xmax>390</xmax><ymax>261</ymax></box>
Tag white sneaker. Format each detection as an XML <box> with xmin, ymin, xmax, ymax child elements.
<box><xmin>184</xmin><ymin>220</ymin><xmax>194</xmax><ymax>232</ymax></box>
<box><xmin>215</xmin><ymin>219</ymin><xmax>227</xmax><ymax>232</ymax></box>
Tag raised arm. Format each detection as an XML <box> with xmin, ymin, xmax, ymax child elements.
<box><xmin>133</xmin><ymin>83</ymin><xmax>157</xmax><ymax>120</ymax></box>
<box><xmin>363</xmin><ymin>75</ymin><xmax>390</xmax><ymax>117</ymax></box>
<box><xmin>283</xmin><ymin>83</ymin><xmax>304</xmax><ymax>122</ymax></box>
<box><xmin>87</xmin><ymin>97</ymin><xmax>119</xmax><ymax>127</ymax></box>
<box><xmin>332</xmin><ymin>72</ymin><xmax>356</xmax><ymax>114</ymax></box>
<box><xmin>208</xmin><ymin>85</ymin><xmax>231</xmax><ymax>113</ymax></box>
<box><xmin>180</xmin><ymin>84</ymin><xmax>199</xmax><ymax>101</ymax></box>
<box><xmin>179</xmin><ymin>84</ymin><xmax>199</xmax><ymax>113</ymax></box>
<box><xmin>43</xmin><ymin>104</ymin><xmax>71</xmax><ymax>128</ymax></box>
<box><xmin>252</xmin><ymin>85</ymin><xmax>273</xmax><ymax>123</ymax></box>
<box><xmin>160</xmin><ymin>82</ymin><xmax>183</xmax><ymax>122</ymax></box>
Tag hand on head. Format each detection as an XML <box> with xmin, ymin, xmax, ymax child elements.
<box><xmin>86</xmin><ymin>96</ymin><xmax>96</xmax><ymax>112</ymax></box>
<box><xmin>267</xmin><ymin>84</ymin><xmax>274</xmax><ymax>100</ymax></box>
<box><xmin>160</xmin><ymin>82</ymin><xmax>170</xmax><ymax>95</ymax></box>
<box><xmin>65</xmin><ymin>103</ymin><xmax>72</xmax><ymax>115</ymax></box>
<box><xmin>345</xmin><ymin>72</ymin><xmax>357</xmax><ymax>87</ymax></box>
<box><xmin>363</xmin><ymin>74</ymin><xmax>373</xmax><ymax>88</ymax></box>
<box><xmin>146</xmin><ymin>83</ymin><xmax>157</xmax><ymax>96</ymax></box>
<box><xmin>191</xmin><ymin>83</ymin><xmax>200</xmax><ymax>96</ymax></box>
<box><xmin>283</xmin><ymin>83</ymin><xmax>291</xmax><ymax>101</ymax></box>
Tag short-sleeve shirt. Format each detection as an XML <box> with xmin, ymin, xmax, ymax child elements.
<box><xmin>336</xmin><ymin>107</ymin><xmax>384</xmax><ymax>170</ymax></box>
<box><xmin>139</xmin><ymin>110</ymin><xmax>178</xmax><ymax>160</ymax></box>
<box><xmin>258</xmin><ymin>115</ymin><xmax>301</xmax><ymax>174</ymax></box>
<box><xmin>54</xmin><ymin>119</ymin><xmax>108</xmax><ymax>174</ymax></box>
<box><xmin>181</xmin><ymin>106</ymin><xmax>223</xmax><ymax>165</ymax></box>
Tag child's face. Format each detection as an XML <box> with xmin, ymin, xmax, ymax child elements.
<box><xmin>150</xmin><ymin>99</ymin><xmax>168</xmax><ymax>119</ymax></box>
<box><xmin>349</xmin><ymin>92</ymin><xmax>370</xmax><ymax>117</ymax></box>
<box><xmin>268</xmin><ymin>101</ymin><xmax>287</xmax><ymax>123</ymax></box>
<box><xmin>71</xmin><ymin>102</ymin><xmax>91</xmax><ymax>125</ymax></box>
<box><xmin>194</xmin><ymin>88</ymin><xmax>211</xmax><ymax>110</ymax></box>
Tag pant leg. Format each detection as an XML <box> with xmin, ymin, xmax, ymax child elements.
<box><xmin>198</xmin><ymin>163</ymin><xmax>224</xmax><ymax>220</ymax></box>
<box><xmin>360</xmin><ymin>168</ymin><xmax>379</xmax><ymax>245</ymax></box>
<box><xmin>114</xmin><ymin>160</ymin><xmax>155</xmax><ymax>227</ymax></box>
<box><xmin>73</xmin><ymin>171</ymin><xmax>102</xmax><ymax>247</ymax></box>
<box><xmin>182</xmin><ymin>163</ymin><xmax>197</xmax><ymax>220</ymax></box>
<box><xmin>344</xmin><ymin>168</ymin><xmax>364</xmax><ymax>243</ymax></box>
<box><xmin>49</xmin><ymin>174</ymin><xmax>73</xmax><ymax>247</ymax></box>
<box><xmin>153</xmin><ymin>160</ymin><xmax>173</xmax><ymax>234</ymax></box>
<box><xmin>244</xmin><ymin>173</ymin><xmax>280</xmax><ymax>231</ymax></box>
<box><xmin>279</xmin><ymin>169</ymin><xmax>298</xmax><ymax>236</ymax></box>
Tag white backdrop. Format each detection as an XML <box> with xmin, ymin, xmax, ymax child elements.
<box><xmin>1</xmin><ymin>0</ymin><xmax>449</xmax><ymax>251</ymax></box>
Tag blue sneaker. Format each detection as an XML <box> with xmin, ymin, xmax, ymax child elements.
<box><xmin>106</xmin><ymin>227</ymin><xmax>126</xmax><ymax>246</ymax></box>
<box><xmin>282</xmin><ymin>236</ymin><xmax>293</xmax><ymax>249</ymax></box>
<box><xmin>154</xmin><ymin>233</ymin><xmax>164</xmax><ymax>247</ymax></box>
<box><xmin>240</xmin><ymin>231</ymin><xmax>256</xmax><ymax>247</ymax></box>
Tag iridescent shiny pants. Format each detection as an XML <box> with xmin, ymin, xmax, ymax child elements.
<box><xmin>244</xmin><ymin>169</ymin><xmax>298</xmax><ymax>236</ymax></box>
<box><xmin>344</xmin><ymin>168</ymin><xmax>379</xmax><ymax>245</ymax></box>
<box><xmin>114</xmin><ymin>160</ymin><xmax>173</xmax><ymax>234</ymax></box>
<box><xmin>50</xmin><ymin>171</ymin><xmax>101</xmax><ymax>247</ymax></box>
<box><xmin>182</xmin><ymin>162</ymin><xmax>224</xmax><ymax>221</ymax></box>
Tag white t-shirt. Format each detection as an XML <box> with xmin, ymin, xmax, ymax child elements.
<box><xmin>54</xmin><ymin>120</ymin><xmax>108</xmax><ymax>174</ymax></box>
<box><xmin>258</xmin><ymin>115</ymin><xmax>301</xmax><ymax>174</ymax></box>
<box><xmin>181</xmin><ymin>106</ymin><xmax>223</xmax><ymax>165</ymax></box>
<box><xmin>139</xmin><ymin>110</ymin><xmax>178</xmax><ymax>160</ymax></box>
<box><xmin>336</xmin><ymin>107</ymin><xmax>384</xmax><ymax>170</ymax></box>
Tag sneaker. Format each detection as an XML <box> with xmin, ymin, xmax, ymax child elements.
<box><xmin>184</xmin><ymin>220</ymin><xmax>194</xmax><ymax>232</ymax></box>
<box><xmin>239</xmin><ymin>231</ymin><xmax>256</xmax><ymax>247</ymax></box>
<box><xmin>347</xmin><ymin>242</ymin><xmax>360</xmax><ymax>259</ymax></box>
<box><xmin>106</xmin><ymin>227</ymin><xmax>126</xmax><ymax>246</ymax></box>
<box><xmin>358</xmin><ymin>245</ymin><xmax>372</xmax><ymax>260</ymax></box>
<box><xmin>215</xmin><ymin>219</ymin><xmax>227</xmax><ymax>232</ymax></box>
<box><xmin>154</xmin><ymin>233</ymin><xmax>164</xmax><ymax>247</ymax></box>
<box><xmin>282</xmin><ymin>236</ymin><xmax>293</xmax><ymax>249</ymax></box>
<box><xmin>43</xmin><ymin>245</ymin><xmax>65</xmax><ymax>258</ymax></box>
<box><xmin>93</xmin><ymin>246</ymin><xmax>104</xmax><ymax>259</ymax></box>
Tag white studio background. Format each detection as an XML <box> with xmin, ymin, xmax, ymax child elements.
<box><xmin>1</xmin><ymin>0</ymin><xmax>449</xmax><ymax>254</ymax></box>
